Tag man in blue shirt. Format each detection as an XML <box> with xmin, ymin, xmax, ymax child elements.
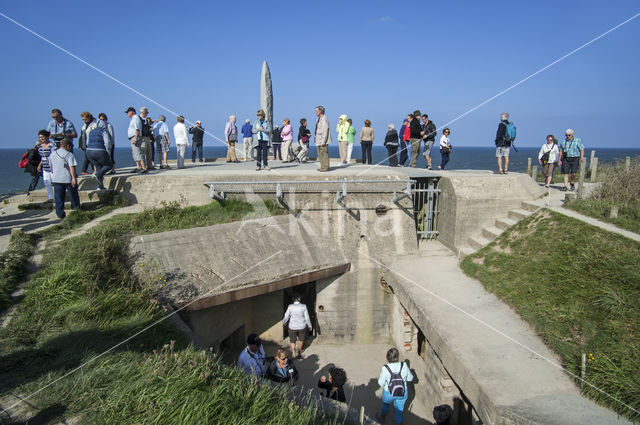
<box><xmin>558</xmin><ymin>129</ymin><xmax>585</xmax><ymax>192</ymax></box>
<box><xmin>47</xmin><ymin>108</ymin><xmax>77</xmax><ymax>149</ymax></box>
<box><xmin>241</xmin><ymin>119</ymin><xmax>254</xmax><ymax>161</ymax></box>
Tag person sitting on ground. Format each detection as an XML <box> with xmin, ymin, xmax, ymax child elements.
<box><xmin>433</xmin><ymin>404</ymin><xmax>453</xmax><ymax>425</ymax></box>
<box><xmin>283</xmin><ymin>294</ymin><xmax>312</xmax><ymax>359</ymax></box>
<box><xmin>376</xmin><ymin>347</ymin><xmax>414</xmax><ymax>425</ymax></box>
<box><xmin>237</xmin><ymin>333</ymin><xmax>267</xmax><ymax>377</ymax></box>
<box><xmin>384</xmin><ymin>124</ymin><xmax>399</xmax><ymax>167</ymax></box>
<box><xmin>558</xmin><ymin>128</ymin><xmax>584</xmax><ymax>192</ymax></box>
<box><xmin>49</xmin><ymin>138</ymin><xmax>81</xmax><ymax>219</ymax></box>
<box><xmin>25</xmin><ymin>140</ymin><xmax>42</xmax><ymax>195</ymax></box>
<box><xmin>318</xmin><ymin>366</ymin><xmax>347</xmax><ymax>403</ymax></box>
<box><xmin>266</xmin><ymin>348</ymin><xmax>299</xmax><ymax>386</ymax></box>
<box><xmin>538</xmin><ymin>134</ymin><xmax>559</xmax><ymax>189</ymax></box>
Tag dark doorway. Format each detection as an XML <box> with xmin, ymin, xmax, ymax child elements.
<box><xmin>220</xmin><ymin>324</ymin><xmax>245</xmax><ymax>364</ymax></box>
<box><xmin>282</xmin><ymin>282</ymin><xmax>317</xmax><ymax>340</ymax></box>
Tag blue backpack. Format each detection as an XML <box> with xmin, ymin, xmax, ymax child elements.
<box><xmin>504</xmin><ymin>122</ymin><xmax>517</xmax><ymax>142</ymax></box>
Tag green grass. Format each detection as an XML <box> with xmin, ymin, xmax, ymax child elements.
<box><xmin>0</xmin><ymin>199</ymin><xmax>320</xmax><ymax>425</ymax></box>
<box><xmin>461</xmin><ymin>210</ymin><xmax>640</xmax><ymax>419</ymax></box>
<box><xmin>567</xmin><ymin>199</ymin><xmax>640</xmax><ymax>234</ymax></box>
<box><xmin>0</xmin><ymin>231</ymin><xmax>37</xmax><ymax>310</ymax></box>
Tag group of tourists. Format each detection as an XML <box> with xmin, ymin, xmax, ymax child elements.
<box><xmin>236</xmin><ymin>295</ymin><xmax>453</xmax><ymax>424</ymax></box>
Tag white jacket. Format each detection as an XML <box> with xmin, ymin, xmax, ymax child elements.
<box><xmin>283</xmin><ymin>301</ymin><xmax>312</xmax><ymax>330</ymax></box>
<box><xmin>174</xmin><ymin>122</ymin><xmax>189</xmax><ymax>145</ymax></box>
<box><xmin>538</xmin><ymin>142</ymin><xmax>559</xmax><ymax>164</ymax></box>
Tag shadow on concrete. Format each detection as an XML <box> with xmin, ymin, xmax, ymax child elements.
<box><xmin>3</xmin><ymin>403</ymin><xmax>67</xmax><ymax>425</ymax></box>
<box><xmin>0</xmin><ymin>210</ymin><xmax>59</xmax><ymax>237</ymax></box>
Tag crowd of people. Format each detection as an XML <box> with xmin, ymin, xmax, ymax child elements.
<box><xmin>235</xmin><ymin>295</ymin><xmax>453</xmax><ymax>424</ymax></box>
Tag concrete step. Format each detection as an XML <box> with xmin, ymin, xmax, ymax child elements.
<box><xmin>468</xmin><ymin>235</ymin><xmax>491</xmax><ymax>251</ymax></box>
<box><xmin>457</xmin><ymin>245</ymin><xmax>476</xmax><ymax>258</ymax></box>
<box><xmin>495</xmin><ymin>217</ymin><xmax>517</xmax><ymax>231</ymax></box>
<box><xmin>25</xmin><ymin>189</ymin><xmax>115</xmax><ymax>204</ymax></box>
<box><xmin>521</xmin><ymin>200</ymin><xmax>540</xmax><ymax>213</ymax></box>
<box><xmin>508</xmin><ymin>209</ymin><xmax>532</xmax><ymax>221</ymax></box>
<box><xmin>482</xmin><ymin>226</ymin><xmax>502</xmax><ymax>241</ymax></box>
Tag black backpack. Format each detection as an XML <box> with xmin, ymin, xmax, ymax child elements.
<box><xmin>141</xmin><ymin>117</ymin><xmax>153</xmax><ymax>138</ymax></box>
<box><xmin>385</xmin><ymin>363</ymin><xmax>405</xmax><ymax>397</ymax></box>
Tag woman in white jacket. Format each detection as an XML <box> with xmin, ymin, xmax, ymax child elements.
<box><xmin>538</xmin><ymin>135</ymin><xmax>559</xmax><ymax>188</ymax></box>
<box><xmin>173</xmin><ymin>115</ymin><xmax>190</xmax><ymax>169</ymax></box>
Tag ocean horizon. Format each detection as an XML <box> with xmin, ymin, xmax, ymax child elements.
<box><xmin>3</xmin><ymin>146</ymin><xmax>639</xmax><ymax>197</ymax></box>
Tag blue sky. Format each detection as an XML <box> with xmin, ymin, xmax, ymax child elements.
<box><xmin>0</xmin><ymin>0</ymin><xmax>638</xmax><ymax>148</ymax></box>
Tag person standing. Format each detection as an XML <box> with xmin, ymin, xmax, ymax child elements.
<box><xmin>49</xmin><ymin>139</ymin><xmax>81</xmax><ymax>218</ymax></box>
<box><xmin>77</xmin><ymin>117</ymin><xmax>94</xmax><ymax>176</ymax></box>
<box><xmin>558</xmin><ymin>129</ymin><xmax>584</xmax><ymax>192</ymax></box>
<box><xmin>346</xmin><ymin>118</ymin><xmax>356</xmax><ymax>165</ymax></box>
<box><xmin>80</xmin><ymin>112</ymin><xmax>112</xmax><ymax>190</ymax></box>
<box><xmin>398</xmin><ymin>118</ymin><xmax>410</xmax><ymax>166</ymax></box>
<box><xmin>189</xmin><ymin>120</ymin><xmax>205</xmax><ymax>163</ymax></box>
<box><xmin>152</xmin><ymin>115</ymin><xmax>171</xmax><ymax>169</ymax></box>
<box><xmin>314</xmin><ymin>106</ymin><xmax>332</xmax><ymax>171</ymax></box>
<box><xmin>336</xmin><ymin>114</ymin><xmax>350</xmax><ymax>166</ymax></box>
<box><xmin>237</xmin><ymin>333</ymin><xmax>267</xmax><ymax>377</ymax></box>
<box><xmin>125</xmin><ymin>107</ymin><xmax>147</xmax><ymax>173</ymax></box>
<box><xmin>139</xmin><ymin>107</ymin><xmax>156</xmax><ymax>170</ymax></box>
<box><xmin>173</xmin><ymin>115</ymin><xmax>190</xmax><ymax>169</ymax></box>
<box><xmin>409</xmin><ymin>111</ymin><xmax>422</xmax><ymax>167</ymax></box>
<box><xmin>359</xmin><ymin>119</ymin><xmax>375</xmax><ymax>165</ymax></box>
<box><xmin>494</xmin><ymin>112</ymin><xmax>512</xmax><ymax>174</ymax></box>
<box><xmin>241</xmin><ymin>119</ymin><xmax>254</xmax><ymax>161</ymax></box>
<box><xmin>25</xmin><ymin>140</ymin><xmax>42</xmax><ymax>195</ymax></box>
<box><xmin>271</xmin><ymin>125</ymin><xmax>283</xmax><ymax>160</ymax></box>
<box><xmin>253</xmin><ymin>109</ymin><xmax>271</xmax><ymax>171</ymax></box>
<box><xmin>376</xmin><ymin>347</ymin><xmax>414</xmax><ymax>425</ymax></box>
<box><xmin>318</xmin><ymin>367</ymin><xmax>348</xmax><ymax>403</ymax></box>
<box><xmin>281</xmin><ymin>119</ymin><xmax>294</xmax><ymax>162</ymax></box>
<box><xmin>297</xmin><ymin>118</ymin><xmax>311</xmax><ymax>163</ymax></box>
<box><xmin>37</xmin><ymin>131</ymin><xmax>54</xmax><ymax>202</ymax></box>
<box><xmin>224</xmin><ymin>116</ymin><xmax>239</xmax><ymax>163</ymax></box>
<box><xmin>538</xmin><ymin>135</ymin><xmax>559</xmax><ymax>189</ymax></box>
<box><xmin>98</xmin><ymin>113</ymin><xmax>116</xmax><ymax>174</ymax></box>
<box><xmin>421</xmin><ymin>114</ymin><xmax>437</xmax><ymax>170</ymax></box>
<box><xmin>266</xmin><ymin>348</ymin><xmax>299</xmax><ymax>386</ymax></box>
<box><xmin>384</xmin><ymin>124</ymin><xmax>399</xmax><ymax>167</ymax></box>
<box><xmin>47</xmin><ymin>108</ymin><xmax>77</xmax><ymax>149</ymax></box>
<box><xmin>439</xmin><ymin>128</ymin><xmax>452</xmax><ymax>170</ymax></box>
<box><xmin>283</xmin><ymin>294</ymin><xmax>312</xmax><ymax>359</ymax></box>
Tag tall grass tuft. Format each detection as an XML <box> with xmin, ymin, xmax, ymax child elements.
<box><xmin>0</xmin><ymin>231</ymin><xmax>37</xmax><ymax>310</ymax></box>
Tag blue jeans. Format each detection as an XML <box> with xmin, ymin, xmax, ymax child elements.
<box><xmin>53</xmin><ymin>182</ymin><xmax>80</xmax><ymax>218</ymax></box>
<box><xmin>440</xmin><ymin>149</ymin><xmax>450</xmax><ymax>170</ymax></box>
<box><xmin>86</xmin><ymin>149</ymin><xmax>113</xmax><ymax>188</ymax></box>
<box><xmin>256</xmin><ymin>141</ymin><xmax>269</xmax><ymax>168</ymax></box>
<box><xmin>399</xmin><ymin>141</ymin><xmax>409</xmax><ymax>166</ymax></box>
<box><xmin>381</xmin><ymin>389</ymin><xmax>407</xmax><ymax>424</ymax></box>
<box><xmin>192</xmin><ymin>143</ymin><xmax>203</xmax><ymax>162</ymax></box>
<box><xmin>272</xmin><ymin>143</ymin><xmax>282</xmax><ymax>160</ymax></box>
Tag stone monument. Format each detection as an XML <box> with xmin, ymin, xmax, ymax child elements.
<box><xmin>260</xmin><ymin>61</ymin><xmax>273</xmax><ymax>134</ymax></box>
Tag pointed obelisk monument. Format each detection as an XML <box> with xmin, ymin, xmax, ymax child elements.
<box><xmin>260</xmin><ymin>61</ymin><xmax>273</xmax><ymax>133</ymax></box>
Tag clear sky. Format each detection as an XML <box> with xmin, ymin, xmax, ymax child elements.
<box><xmin>0</xmin><ymin>0</ymin><xmax>638</xmax><ymax>149</ymax></box>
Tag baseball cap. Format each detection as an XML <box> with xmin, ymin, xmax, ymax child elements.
<box><xmin>195</xmin><ymin>120</ymin><xmax>201</xmax><ymax>124</ymax></box>
<box><xmin>125</xmin><ymin>107</ymin><xmax>136</xmax><ymax>113</ymax></box>
<box><xmin>247</xmin><ymin>333</ymin><xmax>261</xmax><ymax>345</ymax></box>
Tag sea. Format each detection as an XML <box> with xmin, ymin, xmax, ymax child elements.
<box><xmin>3</xmin><ymin>146</ymin><xmax>639</xmax><ymax>197</ymax></box>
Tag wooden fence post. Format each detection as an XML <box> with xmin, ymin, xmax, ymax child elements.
<box><xmin>590</xmin><ymin>157</ymin><xmax>598</xmax><ymax>182</ymax></box>
<box><xmin>589</xmin><ymin>150</ymin><xmax>596</xmax><ymax>170</ymax></box>
<box><xmin>531</xmin><ymin>165</ymin><xmax>538</xmax><ymax>182</ymax></box>
<box><xmin>527</xmin><ymin>157</ymin><xmax>532</xmax><ymax>175</ymax></box>
<box><xmin>577</xmin><ymin>161</ymin><xmax>586</xmax><ymax>199</ymax></box>
<box><xmin>626</xmin><ymin>156</ymin><xmax>631</xmax><ymax>172</ymax></box>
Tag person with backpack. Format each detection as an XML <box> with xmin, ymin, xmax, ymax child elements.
<box><xmin>296</xmin><ymin>118</ymin><xmax>311</xmax><ymax>163</ymax></box>
<box><xmin>376</xmin><ymin>347</ymin><xmax>414</xmax><ymax>424</ymax></box>
<box><xmin>37</xmin><ymin>130</ymin><xmax>55</xmax><ymax>202</ymax></box>
<box><xmin>494</xmin><ymin>112</ymin><xmax>516</xmax><ymax>174</ymax></box>
<box><xmin>23</xmin><ymin>141</ymin><xmax>42</xmax><ymax>195</ymax></box>
<box><xmin>538</xmin><ymin>134</ymin><xmax>559</xmax><ymax>188</ymax></box>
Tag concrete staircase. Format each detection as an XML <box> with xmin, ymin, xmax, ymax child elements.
<box><xmin>457</xmin><ymin>200</ymin><xmax>540</xmax><ymax>258</ymax></box>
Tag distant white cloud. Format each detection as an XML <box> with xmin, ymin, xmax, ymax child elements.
<box><xmin>378</xmin><ymin>16</ymin><xmax>393</xmax><ymax>23</ymax></box>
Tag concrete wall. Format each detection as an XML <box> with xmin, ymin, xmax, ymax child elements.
<box><xmin>437</xmin><ymin>172</ymin><xmax>543</xmax><ymax>252</ymax></box>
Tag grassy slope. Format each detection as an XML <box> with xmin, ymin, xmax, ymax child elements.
<box><xmin>461</xmin><ymin>210</ymin><xmax>640</xmax><ymax>419</ymax></box>
<box><xmin>0</xmin><ymin>199</ymin><xmax>328</xmax><ymax>425</ymax></box>
<box><xmin>567</xmin><ymin>199</ymin><xmax>640</xmax><ymax>234</ymax></box>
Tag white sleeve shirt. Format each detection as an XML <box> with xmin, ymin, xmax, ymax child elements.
<box><xmin>378</xmin><ymin>361</ymin><xmax>414</xmax><ymax>390</ymax></box>
<box><xmin>283</xmin><ymin>301</ymin><xmax>312</xmax><ymax>330</ymax></box>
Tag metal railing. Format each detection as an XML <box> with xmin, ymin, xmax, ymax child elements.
<box><xmin>413</xmin><ymin>178</ymin><xmax>441</xmax><ymax>239</ymax></box>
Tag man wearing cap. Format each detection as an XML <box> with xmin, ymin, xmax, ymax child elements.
<box><xmin>421</xmin><ymin>114</ymin><xmax>437</xmax><ymax>170</ymax></box>
<box><xmin>241</xmin><ymin>119</ymin><xmax>254</xmax><ymax>161</ymax></box>
<box><xmin>408</xmin><ymin>111</ymin><xmax>422</xmax><ymax>167</ymax></box>
<box><xmin>152</xmin><ymin>115</ymin><xmax>171</xmax><ymax>169</ymax></box>
<box><xmin>189</xmin><ymin>120</ymin><xmax>205</xmax><ymax>163</ymax></box>
<box><xmin>237</xmin><ymin>333</ymin><xmax>267</xmax><ymax>377</ymax></box>
<box><xmin>314</xmin><ymin>105</ymin><xmax>331</xmax><ymax>172</ymax></box>
<box><xmin>125</xmin><ymin>107</ymin><xmax>147</xmax><ymax>173</ymax></box>
<box><xmin>558</xmin><ymin>129</ymin><xmax>585</xmax><ymax>192</ymax></box>
<box><xmin>47</xmin><ymin>108</ymin><xmax>78</xmax><ymax>150</ymax></box>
